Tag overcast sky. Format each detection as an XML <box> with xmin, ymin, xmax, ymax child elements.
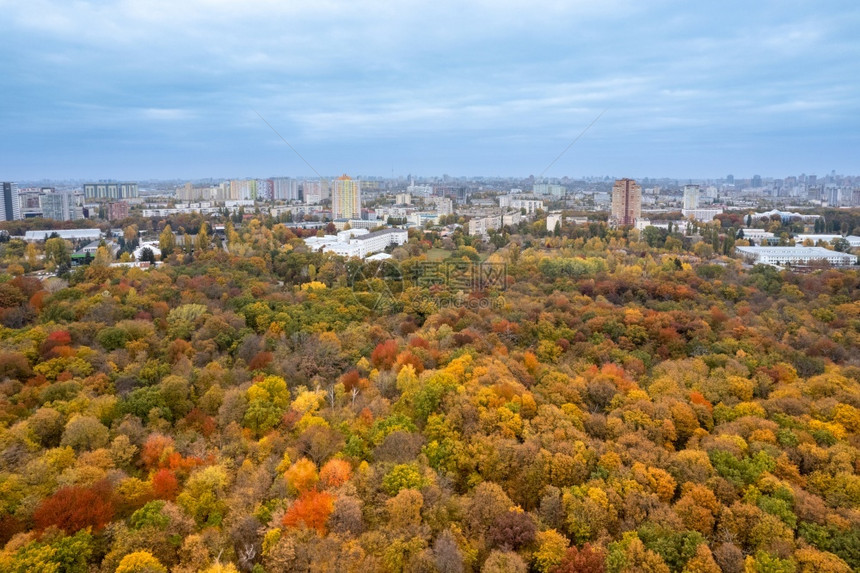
<box><xmin>1</xmin><ymin>0</ymin><xmax>858</xmax><ymax>180</ymax></box>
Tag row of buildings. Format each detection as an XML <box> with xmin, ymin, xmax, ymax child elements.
<box><xmin>177</xmin><ymin>176</ymin><xmax>357</xmax><ymax>206</ymax></box>
<box><xmin>610</xmin><ymin>179</ymin><xmax>725</xmax><ymax>227</ymax></box>
<box><xmin>0</xmin><ymin>182</ymin><xmax>134</xmax><ymax>222</ymax></box>
<box><xmin>736</xmin><ymin>246</ymin><xmax>857</xmax><ymax>267</ymax></box>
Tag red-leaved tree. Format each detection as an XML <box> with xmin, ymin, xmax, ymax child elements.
<box><xmin>33</xmin><ymin>480</ymin><xmax>115</xmax><ymax>533</ymax></box>
<box><xmin>551</xmin><ymin>544</ymin><xmax>606</xmax><ymax>573</ymax></box>
<box><xmin>282</xmin><ymin>490</ymin><xmax>334</xmax><ymax>534</ymax></box>
<box><xmin>151</xmin><ymin>468</ymin><xmax>179</xmax><ymax>501</ymax></box>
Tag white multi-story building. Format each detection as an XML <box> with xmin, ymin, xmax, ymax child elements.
<box><xmin>468</xmin><ymin>215</ymin><xmax>502</xmax><ymax>236</ymax></box>
<box><xmin>683</xmin><ymin>185</ymin><xmax>700</xmax><ymax>210</ymax></box>
<box><xmin>735</xmin><ymin>246</ymin><xmax>857</xmax><ymax>267</ymax></box>
<box><xmin>273</xmin><ymin>178</ymin><xmax>300</xmax><ymax>201</ymax></box>
<box><xmin>395</xmin><ymin>193</ymin><xmax>411</xmax><ymax>205</ymax></box>
<box><xmin>533</xmin><ymin>184</ymin><xmax>565</xmax><ymax>197</ymax></box>
<box><xmin>224</xmin><ymin>200</ymin><xmax>254</xmax><ymax>210</ymax></box>
<box><xmin>741</xmin><ymin>229</ymin><xmax>777</xmax><ymax>245</ymax></box>
<box><xmin>511</xmin><ymin>198</ymin><xmax>544</xmax><ymax>214</ymax></box>
<box><xmin>502</xmin><ymin>212</ymin><xmax>521</xmax><ymax>226</ymax></box>
<box><xmin>499</xmin><ymin>196</ymin><xmax>543</xmax><ymax>213</ymax></box>
<box><xmin>303</xmin><ymin>180</ymin><xmax>327</xmax><ymax>204</ymax></box>
<box><xmin>682</xmin><ymin>207</ymin><xmax>723</xmax><ymax>222</ymax></box>
<box><xmin>407</xmin><ymin>181</ymin><xmax>433</xmax><ymax>197</ymax></box>
<box><xmin>376</xmin><ymin>206</ymin><xmax>412</xmax><ymax>220</ymax></box>
<box><xmin>333</xmin><ymin>219</ymin><xmax>379</xmax><ymax>231</ymax></box>
<box><xmin>547</xmin><ymin>212</ymin><xmax>563</xmax><ymax>232</ymax></box>
<box><xmin>304</xmin><ymin>228</ymin><xmax>407</xmax><ymax>258</ymax></box>
<box><xmin>742</xmin><ymin>229</ymin><xmax>775</xmax><ymax>241</ymax></box>
<box><xmin>408</xmin><ymin>212</ymin><xmax>441</xmax><ymax>227</ymax></box>
<box><xmin>430</xmin><ymin>197</ymin><xmax>453</xmax><ymax>216</ymax></box>
<box><xmin>142</xmin><ymin>202</ymin><xmax>220</xmax><ymax>217</ymax></box>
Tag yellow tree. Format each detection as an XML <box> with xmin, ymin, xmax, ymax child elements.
<box><xmin>159</xmin><ymin>225</ymin><xmax>176</xmax><ymax>256</ymax></box>
<box><xmin>196</xmin><ymin>222</ymin><xmax>210</xmax><ymax>252</ymax></box>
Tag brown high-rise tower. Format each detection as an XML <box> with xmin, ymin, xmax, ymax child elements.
<box><xmin>610</xmin><ymin>178</ymin><xmax>641</xmax><ymax>226</ymax></box>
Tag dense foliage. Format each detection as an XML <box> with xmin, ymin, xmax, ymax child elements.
<box><xmin>0</xmin><ymin>213</ymin><xmax>858</xmax><ymax>572</ymax></box>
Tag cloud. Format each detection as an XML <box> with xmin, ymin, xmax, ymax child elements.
<box><xmin>0</xmin><ymin>0</ymin><xmax>858</xmax><ymax>178</ymax></box>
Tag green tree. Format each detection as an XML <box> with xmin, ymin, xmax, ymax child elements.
<box><xmin>44</xmin><ymin>237</ymin><xmax>71</xmax><ymax>269</ymax></box>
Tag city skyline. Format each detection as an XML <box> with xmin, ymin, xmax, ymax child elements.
<box><xmin>1</xmin><ymin>1</ymin><xmax>859</xmax><ymax>179</ymax></box>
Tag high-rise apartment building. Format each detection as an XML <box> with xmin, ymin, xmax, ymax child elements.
<box><xmin>176</xmin><ymin>183</ymin><xmax>216</xmax><ymax>202</ymax></box>
<box><xmin>273</xmin><ymin>178</ymin><xmax>299</xmax><ymax>201</ymax></box>
<box><xmin>533</xmin><ymin>183</ymin><xmax>566</xmax><ymax>197</ymax></box>
<box><xmin>230</xmin><ymin>180</ymin><xmax>257</xmax><ymax>201</ymax></box>
<box><xmin>302</xmin><ymin>181</ymin><xmax>325</xmax><ymax>204</ymax></box>
<box><xmin>256</xmin><ymin>179</ymin><xmax>274</xmax><ymax>201</ymax></box>
<box><xmin>0</xmin><ymin>182</ymin><xmax>21</xmax><ymax>221</ymax></box>
<box><xmin>332</xmin><ymin>175</ymin><xmax>362</xmax><ymax>220</ymax></box>
<box><xmin>610</xmin><ymin>178</ymin><xmax>641</xmax><ymax>226</ymax></box>
<box><xmin>83</xmin><ymin>182</ymin><xmax>138</xmax><ymax>200</ymax></box>
<box><xmin>41</xmin><ymin>191</ymin><xmax>82</xmax><ymax>221</ymax></box>
<box><xmin>683</xmin><ymin>185</ymin><xmax>700</xmax><ymax>210</ymax></box>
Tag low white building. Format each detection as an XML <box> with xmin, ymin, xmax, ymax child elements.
<box><xmin>134</xmin><ymin>241</ymin><xmax>162</xmax><ymax>260</ymax></box>
<box><xmin>751</xmin><ymin>209</ymin><xmax>821</xmax><ymax>223</ymax></box>
<box><xmin>79</xmin><ymin>240</ymin><xmax>120</xmax><ymax>257</ymax></box>
<box><xmin>24</xmin><ymin>229</ymin><xmax>102</xmax><ymax>242</ymax></box>
<box><xmin>735</xmin><ymin>246</ymin><xmax>857</xmax><ymax>267</ymax></box>
<box><xmin>682</xmin><ymin>207</ymin><xmax>723</xmax><ymax>222</ymax></box>
<box><xmin>304</xmin><ymin>228</ymin><xmax>407</xmax><ymax>259</ymax></box>
<box><xmin>794</xmin><ymin>234</ymin><xmax>860</xmax><ymax>248</ymax></box>
<box><xmin>742</xmin><ymin>229</ymin><xmax>775</xmax><ymax>241</ymax></box>
<box><xmin>408</xmin><ymin>212</ymin><xmax>441</xmax><ymax>227</ymax></box>
<box><xmin>333</xmin><ymin>219</ymin><xmax>381</xmax><ymax>231</ymax></box>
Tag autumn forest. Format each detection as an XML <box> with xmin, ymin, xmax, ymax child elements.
<box><xmin>0</xmin><ymin>212</ymin><xmax>859</xmax><ymax>573</ymax></box>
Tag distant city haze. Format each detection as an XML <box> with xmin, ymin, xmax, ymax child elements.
<box><xmin>1</xmin><ymin>0</ymin><xmax>858</xmax><ymax>179</ymax></box>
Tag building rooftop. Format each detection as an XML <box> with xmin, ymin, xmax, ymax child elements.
<box><xmin>24</xmin><ymin>229</ymin><xmax>102</xmax><ymax>241</ymax></box>
<box><xmin>736</xmin><ymin>246</ymin><xmax>854</xmax><ymax>257</ymax></box>
<box><xmin>352</xmin><ymin>228</ymin><xmax>408</xmax><ymax>241</ymax></box>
